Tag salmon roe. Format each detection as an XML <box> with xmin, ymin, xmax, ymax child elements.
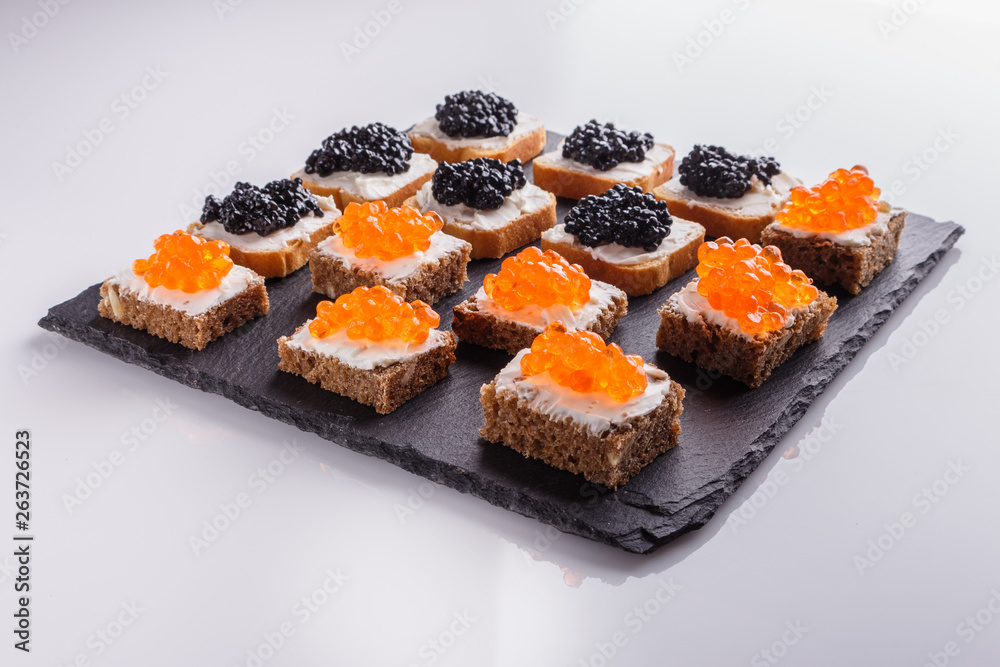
<box><xmin>483</xmin><ymin>247</ymin><xmax>592</xmax><ymax>311</ymax></box>
<box><xmin>337</xmin><ymin>201</ymin><xmax>443</xmax><ymax>261</ymax></box>
<box><xmin>132</xmin><ymin>230</ymin><xmax>233</xmax><ymax>293</ymax></box>
<box><xmin>520</xmin><ymin>322</ymin><xmax>647</xmax><ymax>402</ymax></box>
<box><xmin>776</xmin><ymin>167</ymin><xmax>881</xmax><ymax>233</ymax></box>
<box><xmin>308</xmin><ymin>285</ymin><xmax>439</xmax><ymax>344</ymax></box>
<box><xmin>696</xmin><ymin>237</ymin><xmax>818</xmax><ymax>336</ymax></box>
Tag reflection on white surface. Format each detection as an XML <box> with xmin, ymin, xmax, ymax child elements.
<box><xmin>3</xmin><ymin>0</ymin><xmax>998</xmax><ymax>665</ymax></box>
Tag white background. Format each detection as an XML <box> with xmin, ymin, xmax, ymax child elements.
<box><xmin>3</xmin><ymin>1</ymin><xmax>1000</xmax><ymax>665</ymax></box>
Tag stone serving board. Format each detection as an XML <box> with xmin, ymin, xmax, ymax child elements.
<box><xmin>38</xmin><ymin>134</ymin><xmax>965</xmax><ymax>553</ymax></box>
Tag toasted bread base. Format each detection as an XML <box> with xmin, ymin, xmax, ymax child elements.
<box><xmin>277</xmin><ymin>329</ymin><xmax>456</xmax><ymax>414</ymax></box>
<box><xmin>480</xmin><ymin>371</ymin><xmax>684</xmax><ymax>489</ymax></box>
<box><xmin>652</xmin><ymin>186</ymin><xmax>784</xmax><ymax>243</ymax></box>
<box><xmin>760</xmin><ymin>211</ymin><xmax>907</xmax><ymax>295</ymax></box>
<box><xmin>98</xmin><ymin>276</ymin><xmax>269</xmax><ymax>351</ymax></box>
<box><xmin>541</xmin><ymin>221</ymin><xmax>704</xmax><ymax>296</ymax></box>
<box><xmin>655</xmin><ymin>288</ymin><xmax>837</xmax><ymax>388</ymax></box>
<box><xmin>404</xmin><ymin>193</ymin><xmax>557</xmax><ymax>260</ymax></box>
<box><xmin>309</xmin><ymin>238</ymin><xmax>472</xmax><ymax>304</ymax></box>
<box><xmin>187</xmin><ymin>218</ymin><xmax>338</xmax><ymax>279</ymax></box>
<box><xmin>409</xmin><ymin>124</ymin><xmax>547</xmax><ymax>164</ymax></box>
<box><xmin>452</xmin><ymin>288</ymin><xmax>627</xmax><ymax>355</ymax></box>
<box><xmin>532</xmin><ymin>144</ymin><xmax>675</xmax><ymax>200</ymax></box>
<box><xmin>296</xmin><ymin>170</ymin><xmax>433</xmax><ymax>211</ymax></box>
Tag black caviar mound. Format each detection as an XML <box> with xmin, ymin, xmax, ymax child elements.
<box><xmin>304</xmin><ymin>122</ymin><xmax>412</xmax><ymax>177</ymax></box>
<box><xmin>678</xmin><ymin>144</ymin><xmax>781</xmax><ymax>199</ymax></box>
<box><xmin>564</xmin><ymin>184</ymin><xmax>672</xmax><ymax>251</ymax></box>
<box><xmin>562</xmin><ymin>120</ymin><xmax>654</xmax><ymax>171</ymax></box>
<box><xmin>201</xmin><ymin>178</ymin><xmax>323</xmax><ymax>236</ymax></box>
<box><xmin>431</xmin><ymin>158</ymin><xmax>526</xmax><ymax>210</ymax></box>
<box><xmin>435</xmin><ymin>90</ymin><xmax>518</xmax><ymax>138</ymax></box>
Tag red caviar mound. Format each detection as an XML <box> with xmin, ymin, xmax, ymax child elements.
<box><xmin>696</xmin><ymin>237</ymin><xmax>818</xmax><ymax>336</ymax></box>
<box><xmin>308</xmin><ymin>285</ymin><xmax>439</xmax><ymax>344</ymax></box>
<box><xmin>776</xmin><ymin>167</ymin><xmax>881</xmax><ymax>233</ymax></box>
<box><xmin>520</xmin><ymin>322</ymin><xmax>646</xmax><ymax>402</ymax></box>
<box><xmin>133</xmin><ymin>230</ymin><xmax>233</xmax><ymax>293</ymax></box>
<box><xmin>483</xmin><ymin>246</ymin><xmax>592</xmax><ymax>311</ymax></box>
<box><xmin>337</xmin><ymin>201</ymin><xmax>443</xmax><ymax>261</ymax></box>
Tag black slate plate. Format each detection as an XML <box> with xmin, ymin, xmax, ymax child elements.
<box><xmin>38</xmin><ymin>134</ymin><xmax>965</xmax><ymax>553</ymax></box>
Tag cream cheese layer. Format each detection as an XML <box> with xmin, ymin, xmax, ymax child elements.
<box><xmin>315</xmin><ymin>230</ymin><xmax>469</xmax><ymax>283</ymax></box>
<box><xmin>108</xmin><ymin>264</ymin><xmax>257</xmax><ymax>316</ymax></box>
<box><xmin>293</xmin><ymin>153</ymin><xmax>437</xmax><ymax>201</ymax></box>
<box><xmin>660</xmin><ymin>172</ymin><xmax>801</xmax><ymax>217</ymax></box>
<box><xmin>473</xmin><ymin>280</ymin><xmax>622</xmax><ymax>332</ymax></box>
<box><xmin>416</xmin><ymin>181</ymin><xmax>552</xmax><ymax>232</ymax></box>
<box><xmin>535</xmin><ymin>140</ymin><xmax>673</xmax><ymax>182</ymax></box>
<box><xmin>285</xmin><ymin>325</ymin><xmax>450</xmax><ymax>370</ymax></box>
<box><xmin>768</xmin><ymin>209</ymin><xmax>900</xmax><ymax>248</ymax></box>
<box><xmin>667</xmin><ymin>280</ymin><xmax>800</xmax><ymax>340</ymax></box>
<box><xmin>409</xmin><ymin>113</ymin><xmax>543</xmax><ymax>150</ymax></box>
<box><xmin>493</xmin><ymin>350</ymin><xmax>674</xmax><ymax>435</ymax></box>
<box><xmin>194</xmin><ymin>196</ymin><xmax>339</xmax><ymax>252</ymax></box>
<box><xmin>542</xmin><ymin>218</ymin><xmax>704</xmax><ymax>266</ymax></box>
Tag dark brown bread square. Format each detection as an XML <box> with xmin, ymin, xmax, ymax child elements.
<box><xmin>652</xmin><ymin>182</ymin><xmax>792</xmax><ymax>243</ymax></box>
<box><xmin>452</xmin><ymin>288</ymin><xmax>628</xmax><ymax>355</ymax></box>
<box><xmin>480</xmin><ymin>370</ymin><xmax>685</xmax><ymax>490</ymax></box>
<box><xmin>98</xmin><ymin>275</ymin><xmax>269</xmax><ymax>351</ymax></box>
<box><xmin>760</xmin><ymin>210</ymin><xmax>907</xmax><ymax>295</ymax></box>
<box><xmin>655</xmin><ymin>288</ymin><xmax>838</xmax><ymax>388</ymax></box>
<box><xmin>309</xmin><ymin>238</ymin><xmax>472</xmax><ymax>304</ymax></box>
<box><xmin>277</xmin><ymin>329</ymin><xmax>457</xmax><ymax>414</ymax></box>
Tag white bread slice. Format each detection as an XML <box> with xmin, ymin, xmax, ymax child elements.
<box><xmin>291</xmin><ymin>153</ymin><xmax>437</xmax><ymax>210</ymax></box>
<box><xmin>187</xmin><ymin>200</ymin><xmax>341</xmax><ymax>279</ymax></box>
<box><xmin>652</xmin><ymin>172</ymin><xmax>800</xmax><ymax>243</ymax></box>
<box><xmin>408</xmin><ymin>114</ymin><xmax>546</xmax><ymax>164</ymax></box>
<box><xmin>541</xmin><ymin>218</ymin><xmax>705</xmax><ymax>296</ymax></box>
<box><xmin>404</xmin><ymin>184</ymin><xmax>556</xmax><ymax>260</ymax></box>
<box><xmin>532</xmin><ymin>142</ymin><xmax>675</xmax><ymax>200</ymax></box>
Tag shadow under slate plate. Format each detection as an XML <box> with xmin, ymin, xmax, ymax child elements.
<box><xmin>38</xmin><ymin>133</ymin><xmax>965</xmax><ymax>554</ymax></box>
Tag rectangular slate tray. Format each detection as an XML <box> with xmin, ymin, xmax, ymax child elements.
<box><xmin>38</xmin><ymin>134</ymin><xmax>965</xmax><ymax>553</ymax></box>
